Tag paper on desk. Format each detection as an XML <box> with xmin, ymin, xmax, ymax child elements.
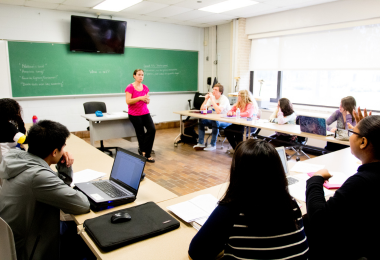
<box><xmin>167</xmin><ymin>194</ymin><xmax>218</xmax><ymax>223</ymax></box>
<box><xmin>328</xmin><ymin>171</ymin><xmax>350</xmax><ymax>185</ymax></box>
<box><xmin>291</xmin><ymin>162</ymin><xmax>325</xmax><ymax>173</ymax></box>
<box><xmin>288</xmin><ymin>180</ymin><xmax>334</xmax><ymax>202</ymax></box>
<box><xmin>71</xmin><ymin>169</ymin><xmax>106</xmax><ymax>187</ymax></box>
<box><xmin>167</xmin><ymin>201</ymin><xmax>209</xmax><ymax>223</ymax></box>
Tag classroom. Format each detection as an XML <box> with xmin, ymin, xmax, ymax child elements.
<box><xmin>1</xmin><ymin>0</ymin><xmax>380</xmax><ymax>259</ymax></box>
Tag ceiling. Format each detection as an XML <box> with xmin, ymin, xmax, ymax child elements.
<box><xmin>0</xmin><ymin>0</ymin><xmax>343</xmax><ymax>27</ymax></box>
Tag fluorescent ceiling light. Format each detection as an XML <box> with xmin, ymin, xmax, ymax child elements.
<box><xmin>94</xmin><ymin>0</ymin><xmax>143</xmax><ymax>12</ymax></box>
<box><xmin>199</xmin><ymin>0</ymin><xmax>258</xmax><ymax>13</ymax></box>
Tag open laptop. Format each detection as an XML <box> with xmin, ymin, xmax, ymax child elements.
<box><xmin>298</xmin><ymin>116</ymin><xmax>333</xmax><ymax>136</ymax></box>
<box><xmin>75</xmin><ymin>148</ymin><xmax>146</xmax><ymax>211</ymax></box>
<box><xmin>275</xmin><ymin>146</ymin><xmax>299</xmax><ymax>186</ymax></box>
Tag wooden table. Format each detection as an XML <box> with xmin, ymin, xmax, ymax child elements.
<box><xmin>63</xmin><ymin>133</ymin><xmax>178</xmax><ymax>225</ymax></box>
<box><xmin>173</xmin><ymin>110</ymin><xmax>349</xmax><ymax>146</ymax></box>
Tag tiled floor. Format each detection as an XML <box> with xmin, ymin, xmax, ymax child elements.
<box><xmin>82</xmin><ymin>127</ymin><xmax>316</xmax><ymax>196</ymax></box>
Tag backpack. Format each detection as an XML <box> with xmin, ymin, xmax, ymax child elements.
<box><xmin>180</xmin><ymin>126</ymin><xmax>198</xmax><ymax>144</ymax></box>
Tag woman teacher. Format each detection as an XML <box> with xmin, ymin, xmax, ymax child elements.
<box><xmin>125</xmin><ymin>69</ymin><xmax>156</xmax><ymax>163</ymax></box>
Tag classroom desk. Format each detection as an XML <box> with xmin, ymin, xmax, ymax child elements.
<box><xmin>77</xmin><ymin>183</ymin><xmax>229</xmax><ymax>260</ymax></box>
<box><xmin>77</xmin><ymin>147</ymin><xmax>360</xmax><ymax>259</ymax></box>
<box><xmin>81</xmin><ymin>113</ymin><xmax>136</xmax><ymax>146</ymax></box>
<box><xmin>62</xmin><ymin>132</ymin><xmax>178</xmax><ymax>225</ymax></box>
<box><xmin>173</xmin><ymin>110</ymin><xmax>349</xmax><ymax>146</ymax></box>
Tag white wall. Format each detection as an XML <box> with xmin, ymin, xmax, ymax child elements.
<box><xmin>0</xmin><ymin>4</ymin><xmax>204</xmax><ymax>131</ymax></box>
<box><xmin>246</xmin><ymin>0</ymin><xmax>380</xmax><ymax>37</ymax></box>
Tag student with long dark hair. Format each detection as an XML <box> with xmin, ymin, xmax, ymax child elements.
<box><xmin>325</xmin><ymin>96</ymin><xmax>356</xmax><ymax>151</ymax></box>
<box><xmin>189</xmin><ymin>139</ymin><xmax>309</xmax><ymax>260</ymax></box>
<box><xmin>125</xmin><ymin>69</ymin><xmax>156</xmax><ymax>163</ymax></box>
<box><xmin>0</xmin><ymin>98</ymin><xmax>27</xmax><ymax>161</ymax></box>
<box><xmin>305</xmin><ymin>114</ymin><xmax>380</xmax><ymax>259</ymax></box>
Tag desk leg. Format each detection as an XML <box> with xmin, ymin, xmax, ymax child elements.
<box><xmin>89</xmin><ymin>121</ymin><xmax>95</xmax><ymax>146</ymax></box>
<box><xmin>174</xmin><ymin>115</ymin><xmax>184</xmax><ymax>146</ymax></box>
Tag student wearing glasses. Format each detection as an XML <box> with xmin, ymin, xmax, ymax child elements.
<box><xmin>189</xmin><ymin>139</ymin><xmax>309</xmax><ymax>260</ymax></box>
<box><xmin>224</xmin><ymin>90</ymin><xmax>259</xmax><ymax>153</ymax></box>
<box><xmin>305</xmin><ymin>109</ymin><xmax>380</xmax><ymax>259</ymax></box>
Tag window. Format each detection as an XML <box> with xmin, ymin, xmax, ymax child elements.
<box><xmin>252</xmin><ymin>71</ymin><xmax>278</xmax><ymax>100</ymax></box>
<box><xmin>281</xmin><ymin>70</ymin><xmax>380</xmax><ymax>111</ymax></box>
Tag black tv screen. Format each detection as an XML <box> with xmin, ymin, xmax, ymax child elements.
<box><xmin>70</xmin><ymin>15</ymin><xmax>126</xmax><ymax>54</ymax></box>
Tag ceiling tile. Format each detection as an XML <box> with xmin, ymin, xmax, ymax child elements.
<box><xmin>148</xmin><ymin>0</ymin><xmax>184</xmax><ymax>5</ymax></box>
<box><xmin>57</xmin><ymin>4</ymin><xmax>91</xmax><ymax>12</ymax></box>
<box><xmin>263</xmin><ymin>0</ymin><xmax>335</xmax><ymax>7</ymax></box>
<box><xmin>31</xmin><ymin>0</ymin><xmax>64</xmax><ymax>3</ymax></box>
<box><xmin>189</xmin><ymin>13</ymin><xmax>235</xmax><ymax>23</ymax></box>
<box><xmin>146</xmin><ymin>5</ymin><xmax>192</xmax><ymax>17</ymax></box>
<box><xmin>205</xmin><ymin>20</ymin><xmax>231</xmax><ymax>26</ymax></box>
<box><xmin>174</xmin><ymin>0</ymin><xmax>225</xmax><ymax>9</ymax></box>
<box><xmin>0</xmin><ymin>0</ymin><xmax>25</xmax><ymax>5</ymax></box>
<box><xmin>170</xmin><ymin>10</ymin><xmax>209</xmax><ymax>20</ymax></box>
<box><xmin>119</xmin><ymin>1</ymin><xmax>168</xmax><ymax>15</ymax></box>
<box><xmin>133</xmin><ymin>14</ymin><xmax>164</xmax><ymax>21</ymax></box>
<box><xmin>24</xmin><ymin>1</ymin><xmax>59</xmax><ymax>9</ymax></box>
<box><xmin>61</xmin><ymin>0</ymin><xmax>104</xmax><ymax>8</ymax></box>
<box><xmin>222</xmin><ymin>2</ymin><xmax>277</xmax><ymax>17</ymax></box>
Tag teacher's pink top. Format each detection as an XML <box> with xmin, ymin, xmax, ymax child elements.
<box><xmin>125</xmin><ymin>84</ymin><xmax>150</xmax><ymax>116</ymax></box>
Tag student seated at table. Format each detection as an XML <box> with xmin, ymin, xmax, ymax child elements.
<box><xmin>324</xmin><ymin>96</ymin><xmax>356</xmax><ymax>152</ymax></box>
<box><xmin>189</xmin><ymin>139</ymin><xmax>309</xmax><ymax>260</ymax></box>
<box><xmin>0</xmin><ymin>120</ymin><xmax>91</xmax><ymax>260</ymax></box>
<box><xmin>0</xmin><ymin>98</ymin><xmax>27</xmax><ymax>162</ymax></box>
<box><xmin>305</xmin><ymin>112</ymin><xmax>380</xmax><ymax>260</ymax></box>
<box><xmin>224</xmin><ymin>90</ymin><xmax>258</xmax><ymax>153</ymax></box>
<box><xmin>268</xmin><ymin>97</ymin><xmax>298</xmax><ymax>146</ymax></box>
<box><xmin>193</xmin><ymin>83</ymin><xmax>231</xmax><ymax>151</ymax></box>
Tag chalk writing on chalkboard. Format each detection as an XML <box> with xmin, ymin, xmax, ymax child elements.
<box><xmin>18</xmin><ymin>63</ymin><xmax>64</xmax><ymax>87</ymax></box>
<box><xmin>144</xmin><ymin>64</ymin><xmax>179</xmax><ymax>76</ymax></box>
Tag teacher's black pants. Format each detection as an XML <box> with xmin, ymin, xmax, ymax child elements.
<box><xmin>129</xmin><ymin>113</ymin><xmax>156</xmax><ymax>158</ymax></box>
<box><xmin>225</xmin><ymin>124</ymin><xmax>257</xmax><ymax>150</ymax></box>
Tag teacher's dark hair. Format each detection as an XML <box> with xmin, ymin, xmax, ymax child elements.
<box><xmin>357</xmin><ymin>115</ymin><xmax>380</xmax><ymax>160</ymax></box>
<box><xmin>28</xmin><ymin>120</ymin><xmax>70</xmax><ymax>159</ymax></box>
<box><xmin>220</xmin><ymin>139</ymin><xmax>296</xmax><ymax>229</ymax></box>
<box><xmin>279</xmin><ymin>98</ymin><xmax>294</xmax><ymax>117</ymax></box>
<box><xmin>133</xmin><ymin>69</ymin><xmax>144</xmax><ymax>76</ymax></box>
<box><xmin>0</xmin><ymin>98</ymin><xmax>26</xmax><ymax>133</ymax></box>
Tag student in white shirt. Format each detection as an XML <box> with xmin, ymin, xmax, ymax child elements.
<box><xmin>194</xmin><ymin>83</ymin><xmax>231</xmax><ymax>151</ymax></box>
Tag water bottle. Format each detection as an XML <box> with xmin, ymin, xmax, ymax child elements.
<box><xmin>203</xmin><ymin>106</ymin><xmax>208</xmax><ymax>115</ymax></box>
<box><xmin>211</xmin><ymin>105</ymin><xmax>215</xmax><ymax>114</ymax></box>
<box><xmin>236</xmin><ymin>108</ymin><xmax>240</xmax><ymax>120</ymax></box>
<box><xmin>252</xmin><ymin>112</ymin><xmax>257</xmax><ymax>123</ymax></box>
<box><xmin>32</xmin><ymin>115</ymin><xmax>38</xmax><ymax>124</ymax></box>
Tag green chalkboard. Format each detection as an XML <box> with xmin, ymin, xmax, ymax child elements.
<box><xmin>8</xmin><ymin>41</ymin><xmax>198</xmax><ymax>97</ymax></box>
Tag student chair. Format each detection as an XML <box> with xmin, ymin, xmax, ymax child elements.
<box><xmin>185</xmin><ymin>92</ymin><xmax>207</xmax><ymax>121</ymax></box>
<box><xmin>0</xmin><ymin>217</ymin><xmax>17</xmax><ymax>260</ymax></box>
<box><xmin>83</xmin><ymin>102</ymin><xmax>118</xmax><ymax>156</ymax></box>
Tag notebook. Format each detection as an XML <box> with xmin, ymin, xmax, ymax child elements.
<box><xmin>307</xmin><ymin>172</ymin><xmax>349</xmax><ymax>189</ymax></box>
<box><xmin>75</xmin><ymin>148</ymin><xmax>146</xmax><ymax>211</ymax></box>
<box><xmin>275</xmin><ymin>146</ymin><xmax>299</xmax><ymax>186</ymax></box>
<box><xmin>298</xmin><ymin>116</ymin><xmax>333</xmax><ymax>136</ymax></box>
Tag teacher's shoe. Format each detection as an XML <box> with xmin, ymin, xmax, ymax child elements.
<box><xmin>204</xmin><ymin>145</ymin><xmax>216</xmax><ymax>151</ymax></box>
<box><xmin>193</xmin><ymin>143</ymin><xmax>205</xmax><ymax>151</ymax></box>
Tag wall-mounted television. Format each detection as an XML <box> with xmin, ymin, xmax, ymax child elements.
<box><xmin>70</xmin><ymin>15</ymin><xmax>127</xmax><ymax>54</ymax></box>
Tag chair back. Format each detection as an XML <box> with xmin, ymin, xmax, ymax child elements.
<box><xmin>83</xmin><ymin>102</ymin><xmax>107</xmax><ymax>114</ymax></box>
<box><xmin>0</xmin><ymin>217</ymin><xmax>17</xmax><ymax>260</ymax></box>
<box><xmin>192</xmin><ymin>93</ymin><xmax>206</xmax><ymax>110</ymax></box>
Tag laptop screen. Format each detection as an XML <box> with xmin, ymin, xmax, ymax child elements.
<box><xmin>110</xmin><ymin>149</ymin><xmax>145</xmax><ymax>191</ymax></box>
<box><xmin>275</xmin><ymin>147</ymin><xmax>289</xmax><ymax>175</ymax></box>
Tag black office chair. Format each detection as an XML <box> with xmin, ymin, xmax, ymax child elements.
<box><xmin>83</xmin><ymin>102</ymin><xmax>118</xmax><ymax>156</ymax></box>
<box><xmin>185</xmin><ymin>92</ymin><xmax>207</xmax><ymax>121</ymax></box>
<box><xmin>265</xmin><ymin>116</ymin><xmax>309</xmax><ymax>161</ymax></box>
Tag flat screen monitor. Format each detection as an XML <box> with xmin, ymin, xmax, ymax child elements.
<box><xmin>70</xmin><ymin>15</ymin><xmax>127</xmax><ymax>54</ymax></box>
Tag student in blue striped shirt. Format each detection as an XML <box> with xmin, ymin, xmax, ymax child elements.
<box><xmin>189</xmin><ymin>139</ymin><xmax>309</xmax><ymax>260</ymax></box>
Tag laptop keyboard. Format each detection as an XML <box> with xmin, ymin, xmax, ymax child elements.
<box><xmin>287</xmin><ymin>177</ymin><xmax>299</xmax><ymax>186</ymax></box>
<box><xmin>92</xmin><ymin>181</ymin><xmax>132</xmax><ymax>198</ymax></box>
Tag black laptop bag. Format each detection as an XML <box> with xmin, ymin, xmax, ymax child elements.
<box><xmin>83</xmin><ymin>201</ymin><xmax>180</xmax><ymax>252</ymax></box>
